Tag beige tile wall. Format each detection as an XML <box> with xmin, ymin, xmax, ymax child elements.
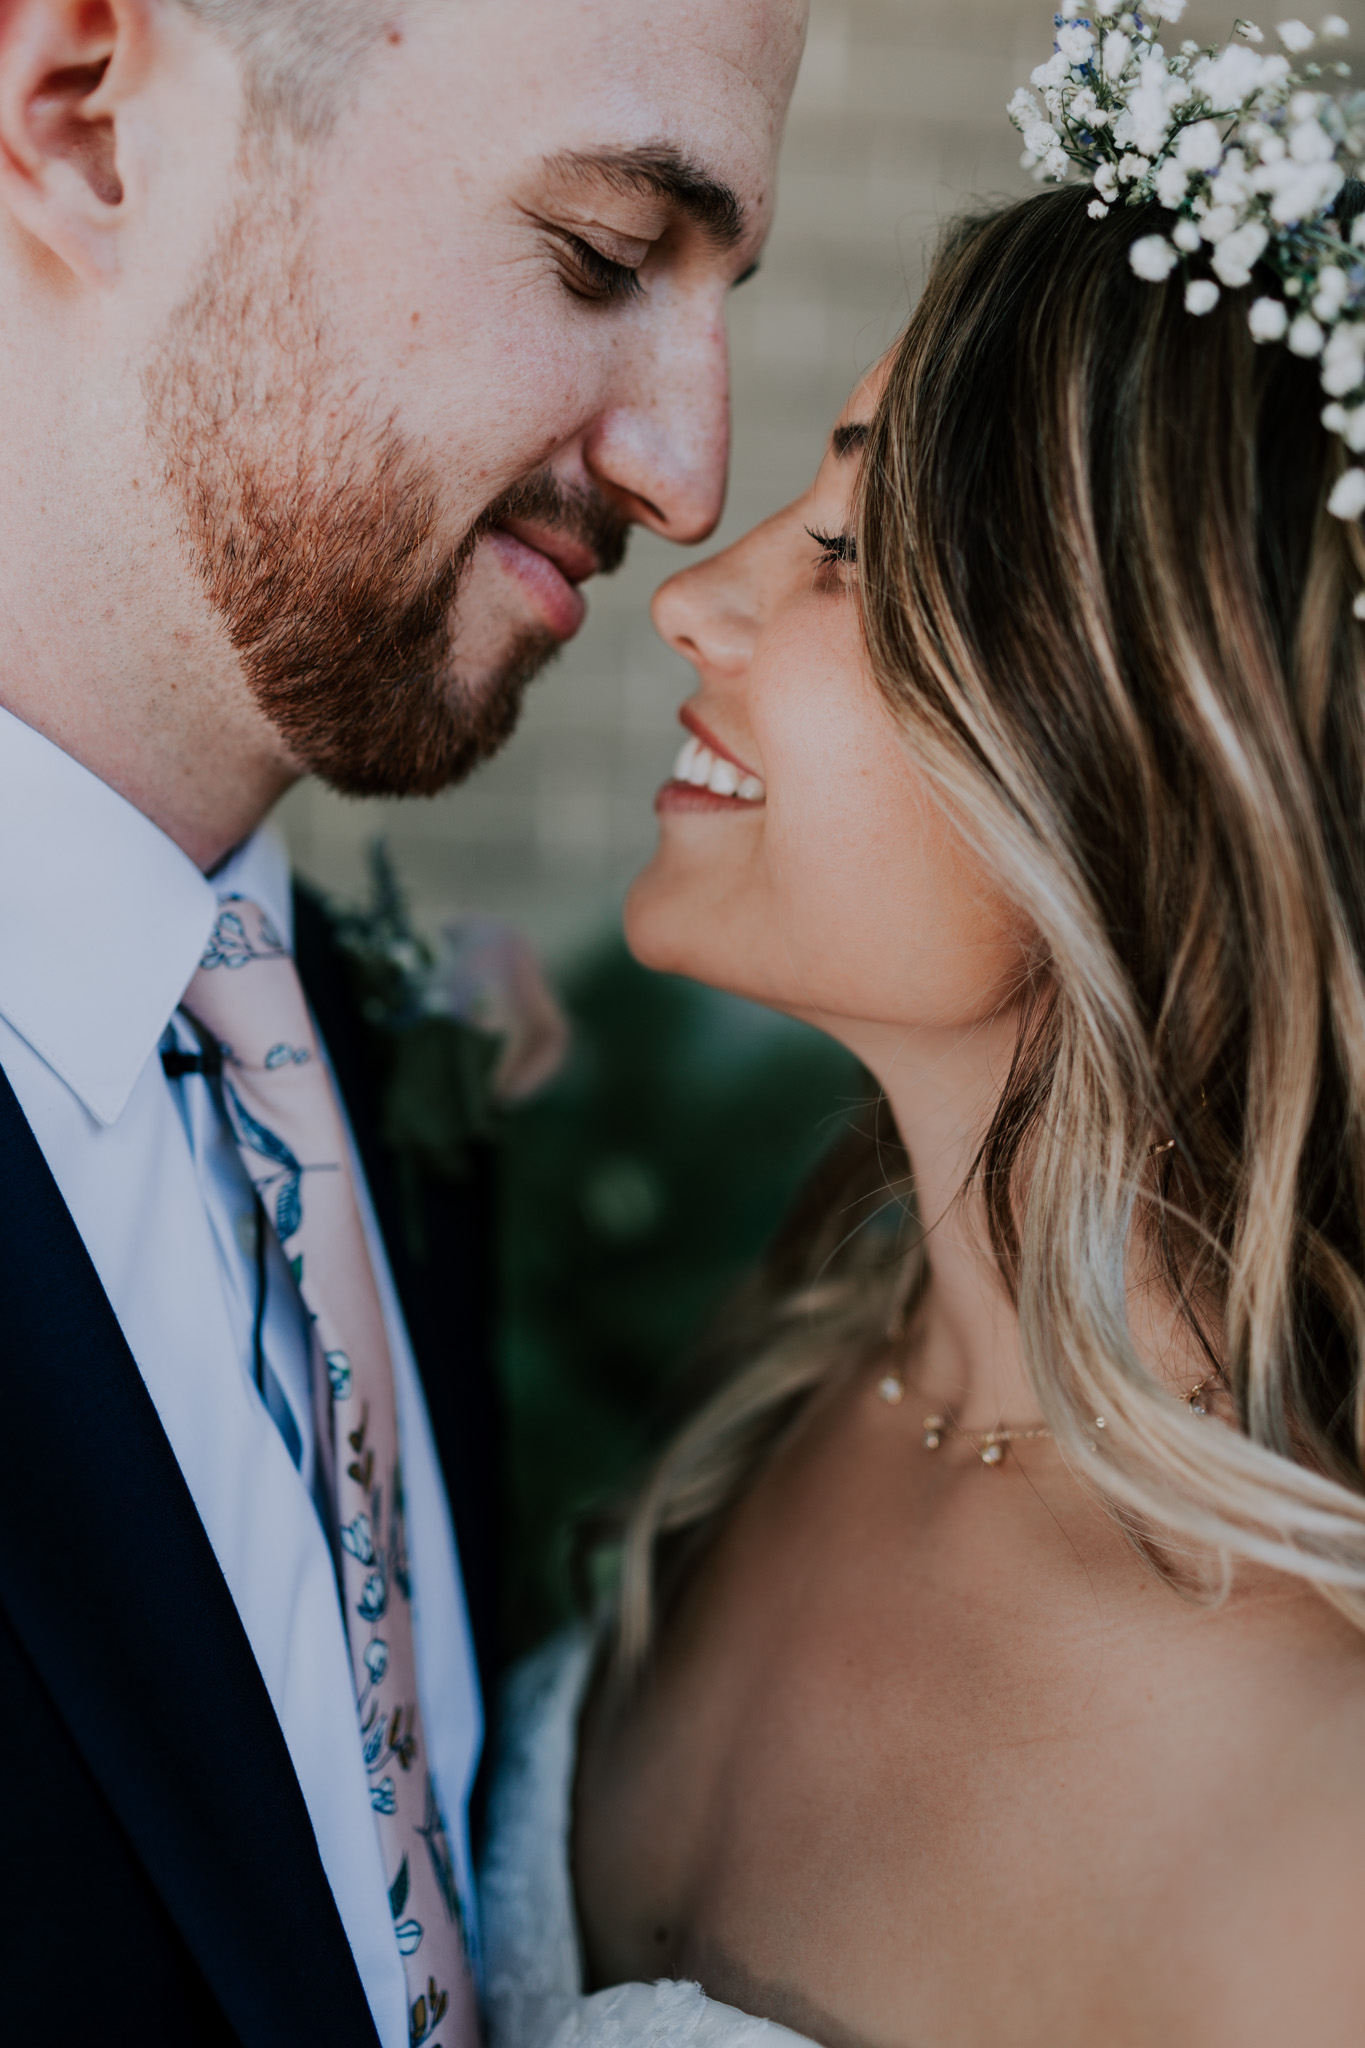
<box><xmin>277</xmin><ymin>0</ymin><xmax>1310</xmax><ymax>955</ymax></box>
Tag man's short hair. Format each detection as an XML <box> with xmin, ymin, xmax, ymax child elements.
<box><xmin>176</xmin><ymin>0</ymin><xmax>390</xmax><ymax>138</ymax></box>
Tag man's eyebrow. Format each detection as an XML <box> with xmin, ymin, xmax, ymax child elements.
<box><xmin>544</xmin><ymin>145</ymin><xmax>746</xmax><ymax>251</ymax></box>
<box><xmin>832</xmin><ymin>422</ymin><xmax>870</xmax><ymax>457</ymax></box>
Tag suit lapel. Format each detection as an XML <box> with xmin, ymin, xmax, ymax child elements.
<box><xmin>0</xmin><ymin>1061</ymin><xmax>382</xmax><ymax>2048</ymax></box>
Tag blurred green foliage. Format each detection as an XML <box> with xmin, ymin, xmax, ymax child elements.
<box><xmin>497</xmin><ymin>935</ymin><xmax>863</xmax><ymax>1653</ymax></box>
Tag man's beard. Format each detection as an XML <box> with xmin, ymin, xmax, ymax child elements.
<box><xmin>145</xmin><ymin>193</ymin><xmax>629</xmax><ymax>798</ymax></box>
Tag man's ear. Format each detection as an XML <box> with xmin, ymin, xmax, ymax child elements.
<box><xmin>0</xmin><ymin>0</ymin><xmax>153</xmax><ymax>281</ymax></box>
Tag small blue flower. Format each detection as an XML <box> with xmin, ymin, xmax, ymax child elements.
<box><xmin>363</xmin><ymin>1721</ymin><xmax>386</xmax><ymax>1767</ymax></box>
<box><xmin>358</xmin><ymin>1569</ymin><xmax>388</xmax><ymax>1623</ymax></box>
<box><xmin>370</xmin><ymin>1777</ymin><xmax>397</xmax><ymax>1815</ymax></box>
<box><xmin>326</xmin><ymin>1351</ymin><xmax>352</xmax><ymax>1400</ymax></box>
<box><xmin>394</xmin><ymin>1919</ymin><xmax>424</xmax><ymax>1957</ymax></box>
<box><xmin>340</xmin><ymin>1514</ymin><xmax>376</xmax><ymax>1565</ymax></box>
<box><xmin>364</xmin><ymin>1639</ymin><xmax>390</xmax><ymax>1685</ymax></box>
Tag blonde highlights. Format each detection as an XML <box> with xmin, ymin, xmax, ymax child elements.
<box><xmin>616</xmin><ymin>182</ymin><xmax>1365</xmax><ymax>1665</ymax></box>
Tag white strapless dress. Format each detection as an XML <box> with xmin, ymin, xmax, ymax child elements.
<box><xmin>479</xmin><ymin>1629</ymin><xmax>819</xmax><ymax>2048</ymax></box>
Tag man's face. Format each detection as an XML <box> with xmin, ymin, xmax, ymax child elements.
<box><xmin>147</xmin><ymin>0</ymin><xmax>804</xmax><ymax>799</ymax></box>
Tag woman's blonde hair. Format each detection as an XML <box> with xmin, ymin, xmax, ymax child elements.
<box><xmin>615</xmin><ymin>183</ymin><xmax>1365</xmax><ymax>1669</ymax></box>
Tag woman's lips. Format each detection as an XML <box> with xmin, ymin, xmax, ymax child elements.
<box><xmin>484</xmin><ymin>527</ymin><xmax>588</xmax><ymax>641</ymax></box>
<box><xmin>656</xmin><ymin>732</ymin><xmax>766</xmax><ymax>814</ymax></box>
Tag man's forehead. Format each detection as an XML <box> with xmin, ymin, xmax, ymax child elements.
<box><xmin>461</xmin><ymin>0</ymin><xmax>805</xmax><ymax>160</ymax></box>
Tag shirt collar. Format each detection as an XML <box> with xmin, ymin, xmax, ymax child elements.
<box><xmin>0</xmin><ymin>706</ymin><xmax>293</xmax><ymax>1129</ymax></box>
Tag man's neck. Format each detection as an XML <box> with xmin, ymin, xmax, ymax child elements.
<box><xmin>0</xmin><ymin>630</ymin><xmax>298</xmax><ymax>874</ymax></box>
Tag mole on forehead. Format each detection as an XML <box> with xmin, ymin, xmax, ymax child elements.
<box><xmin>832</xmin><ymin>422</ymin><xmax>869</xmax><ymax>458</ymax></box>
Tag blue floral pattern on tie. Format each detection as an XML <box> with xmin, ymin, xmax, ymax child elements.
<box><xmin>224</xmin><ymin>1082</ymin><xmax>306</xmax><ymax>1243</ymax></box>
<box><xmin>199</xmin><ymin>899</ymin><xmax>287</xmax><ymax>972</ymax></box>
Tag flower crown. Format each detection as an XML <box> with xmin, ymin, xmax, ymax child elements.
<box><xmin>1010</xmin><ymin>8</ymin><xmax>1365</xmax><ymax>567</ymax></box>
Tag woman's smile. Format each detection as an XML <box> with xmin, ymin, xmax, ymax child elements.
<box><xmin>656</xmin><ymin>708</ymin><xmax>767</xmax><ymax>814</ymax></box>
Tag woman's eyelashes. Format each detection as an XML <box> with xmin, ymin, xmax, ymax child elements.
<box><xmin>544</xmin><ymin>226</ymin><xmax>646</xmax><ymax>306</ymax></box>
<box><xmin>806</xmin><ymin>527</ymin><xmax>858</xmax><ymax>570</ymax></box>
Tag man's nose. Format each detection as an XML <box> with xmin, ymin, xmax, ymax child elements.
<box><xmin>583</xmin><ymin>311</ymin><xmax>732</xmax><ymax>545</ymax></box>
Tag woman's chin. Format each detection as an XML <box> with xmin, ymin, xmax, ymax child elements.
<box><xmin>622</xmin><ymin>862</ymin><xmax>693</xmax><ymax>975</ymax></box>
<box><xmin>624</xmin><ymin>858</ymin><xmax>754</xmax><ymax>993</ymax></box>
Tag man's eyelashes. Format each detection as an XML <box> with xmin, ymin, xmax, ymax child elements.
<box><xmin>547</xmin><ymin>228</ymin><xmax>645</xmax><ymax>306</ymax></box>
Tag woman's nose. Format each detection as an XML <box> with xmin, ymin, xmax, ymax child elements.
<box><xmin>651</xmin><ymin>544</ymin><xmax>761</xmax><ymax>675</ymax></box>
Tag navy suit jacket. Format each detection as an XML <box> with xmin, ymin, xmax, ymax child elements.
<box><xmin>0</xmin><ymin>885</ymin><xmax>501</xmax><ymax>2047</ymax></box>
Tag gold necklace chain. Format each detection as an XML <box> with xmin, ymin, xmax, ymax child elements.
<box><xmin>876</xmin><ymin>1368</ymin><xmax>1218</xmax><ymax>1467</ymax></box>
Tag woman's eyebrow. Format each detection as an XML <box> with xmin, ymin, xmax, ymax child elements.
<box><xmin>832</xmin><ymin>422</ymin><xmax>869</xmax><ymax>458</ymax></box>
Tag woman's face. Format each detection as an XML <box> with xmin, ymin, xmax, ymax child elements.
<box><xmin>625</xmin><ymin>366</ymin><xmax>1031</xmax><ymax>1050</ymax></box>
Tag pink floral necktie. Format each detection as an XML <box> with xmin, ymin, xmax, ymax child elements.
<box><xmin>184</xmin><ymin>897</ymin><xmax>478</xmax><ymax>2048</ymax></box>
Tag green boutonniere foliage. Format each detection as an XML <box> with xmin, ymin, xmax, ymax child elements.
<box><xmin>330</xmin><ymin>844</ymin><xmax>503</xmax><ymax>1260</ymax></box>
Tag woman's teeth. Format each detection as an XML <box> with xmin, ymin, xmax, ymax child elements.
<box><xmin>673</xmin><ymin>734</ymin><xmax>765</xmax><ymax>802</ymax></box>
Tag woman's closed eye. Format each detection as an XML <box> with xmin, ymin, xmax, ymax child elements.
<box><xmin>806</xmin><ymin>527</ymin><xmax>858</xmax><ymax>570</ymax></box>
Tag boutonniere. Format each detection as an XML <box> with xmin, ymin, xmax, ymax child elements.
<box><xmin>329</xmin><ymin>844</ymin><xmax>568</xmax><ymax>1257</ymax></box>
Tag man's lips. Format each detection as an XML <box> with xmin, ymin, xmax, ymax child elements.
<box><xmin>483</xmin><ymin>524</ymin><xmax>592</xmax><ymax>641</ymax></box>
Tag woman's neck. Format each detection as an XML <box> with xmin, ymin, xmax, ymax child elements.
<box><xmin>833</xmin><ymin>1007</ymin><xmax>1037</xmax><ymax>1426</ymax></box>
<box><xmin>835</xmin><ymin>1004</ymin><xmax>1207</xmax><ymax>1423</ymax></box>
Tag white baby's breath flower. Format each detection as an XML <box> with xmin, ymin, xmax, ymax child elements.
<box><xmin>1056</xmin><ymin>22</ymin><xmax>1095</xmax><ymax>63</ymax></box>
<box><xmin>1032</xmin><ymin>51</ymin><xmax>1071</xmax><ymax>88</ymax></box>
<box><xmin>1353</xmin><ymin>590</ymin><xmax>1365</xmax><ymax>618</ymax></box>
<box><xmin>1321</xmin><ymin>15</ymin><xmax>1351</xmax><ymax>38</ymax></box>
<box><xmin>1289</xmin><ymin>115</ymin><xmax>1334</xmax><ymax>160</ymax></box>
<box><xmin>1007</xmin><ymin>87</ymin><xmax>1040</xmax><ymax>126</ymax></box>
<box><xmin>1173</xmin><ymin>217</ymin><xmax>1204</xmax><ymax>250</ymax></box>
<box><xmin>1346</xmin><ymin>404</ymin><xmax>1365</xmax><ymax>451</ymax></box>
<box><xmin>1313</xmin><ymin>263</ymin><xmax>1351</xmax><ymax>317</ymax></box>
<box><xmin>1320</xmin><ymin>320</ymin><xmax>1365</xmax><ymax>392</ymax></box>
<box><xmin>1103</xmin><ymin>28</ymin><xmax>1133</xmax><ymax>77</ymax></box>
<box><xmin>1200</xmin><ymin>205</ymin><xmax>1242</xmax><ymax>242</ymax></box>
<box><xmin>1044</xmin><ymin>146</ymin><xmax>1071</xmax><ymax>177</ymax></box>
<box><xmin>1155</xmin><ymin>0</ymin><xmax>1188</xmax><ymax>18</ymax></box>
<box><xmin>1211</xmin><ymin>221</ymin><xmax>1271</xmax><ymax>282</ymax></box>
<box><xmin>1323</xmin><ymin>400</ymin><xmax>1350</xmax><ymax>431</ymax></box>
<box><xmin>1155</xmin><ymin>157</ymin><xmax>1192</xmax><ymax>206</ymax></box>
<box><xmin>1128</xmin><ymin>84</ymin><xmax>1177</xmax><ymax>153</ymax></box>
<box><xmin>1119</xmin><ymin>152</ymin><xmax>1154</xmax><ymax>180</ymax></box>
<box><xmin>1177</xmin><ymin>120</ymin><xmax>1227</xmax><ymax>170</ymax></box>
<box><xmin>1249</xmin><ymin>294</ymin><xmax>1290</xmax><ymax>339</ymax></box>
<box><xmin>1024</xmin><ymin>120</ymin><xmax>1060</xmax><ymax>155</ymax></box>
<box><xmin>1088</xmin><ymin>198</ymin><xmax>1111</xmax><ymax>217</ymax></box>
<box><xmin>1186</xmin><ymin>278</ymin><xmax>1222</xmax><ymax>313</ymax></box>
<box><xmin>1289</xmin><ymin>310</ymin><xmax>1327</xmax><ymax>353</ymax></box>
<box><xmin>1277</xmin><ymin>18</ymin><xmax>1317</xmax><ymax>48</ymax></box>
<box><xmin>1071</xmin><ymin>86</ymin><xmax>1102</xmax><ymax>124</ymax></box>
<box><xmin>1256</xmin><ymin>133</ymin><xmax>1346</xmax><ymax>224</ymax></box>
<box><xmin>1238</xmin><ymin>18</ymin><xmax>1267</xmax><ymax>40</ymax></box>
<box><xmin>1328</xmin><ymin>466</ymin><xmax>1365</xmax><ymax>518</ymax></box>
<box><xmin>1130</xmin><ymin>233</ymin><xmax>1180</xmax><ymax>279</ymax></box>
<box><xmin>1193</xmin><ymin>43</ymin><xmax>1269</xmax><ymax>109</ymax></box>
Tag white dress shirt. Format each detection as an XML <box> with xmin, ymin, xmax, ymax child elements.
<box><xmin>0</xmin><ymin>704</ymin><xmax>482</xmax><ymax>2048</ymax></box>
